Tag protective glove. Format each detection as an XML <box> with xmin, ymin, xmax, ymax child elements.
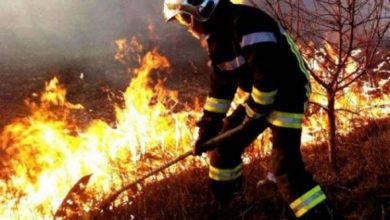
<box><xmin>239</xmin><ymin>114</ymin><xmax>269</xmax><ymax>147</ymax></box>
<box><xmin>224</xmin><ymin>101</ymin><xmax>268</xmax><ymax>150</ymax></box>
<box><xmin>193</xmin><ymin>113</ymin><xmax>223</xmax><ymax>156</ymax></box>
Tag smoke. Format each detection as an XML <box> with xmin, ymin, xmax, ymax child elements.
<box><xmin>0</xmin><ymin>0</ymin><xmax>193</xmax><ymax>67</ymax></box>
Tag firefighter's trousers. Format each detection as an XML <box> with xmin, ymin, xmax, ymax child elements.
<box><xmin>208</xmin><ymin>105</ymin><xmax>331</xmax><ymax>218</ymax></box>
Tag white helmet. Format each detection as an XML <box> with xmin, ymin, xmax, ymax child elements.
<box><xmin>163</xmin><ymin>0</ymin><xmax>221</xmax><ymax>22</ymax></box>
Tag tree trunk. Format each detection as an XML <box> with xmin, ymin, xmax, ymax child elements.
<box><xmin>327</xmin><ymin>92</ymin><xmax>337</xmax><ymax>168</ymax></box>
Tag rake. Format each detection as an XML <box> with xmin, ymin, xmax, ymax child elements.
<box><xmin>54</xmin><ymin>124</ymin><xmax>245</xmax><ymax>219</ymax></box>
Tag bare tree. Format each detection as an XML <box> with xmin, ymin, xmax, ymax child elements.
<box><xmin>258</xmin><ymin>0</ymin><xmax>390</xmax><ymax>166</ymax></box>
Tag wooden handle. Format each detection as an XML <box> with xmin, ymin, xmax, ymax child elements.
<box><xmin>94</xmin><ymin>124</ymin><xmax>245</xmax><ymax>211</ymax></box>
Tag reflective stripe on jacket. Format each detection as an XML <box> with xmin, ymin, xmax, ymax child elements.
<box><xmin>203</xmin><ymin>3</ymin><xmax>311</xmax><ymax>126</ymax></box>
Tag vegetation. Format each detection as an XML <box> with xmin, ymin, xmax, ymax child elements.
<box><xmin>261</xmin><ymin>0</ymin><xmax>390</xmax><ymax>166</ymax></box>
<box><xmin>94</xmin><ymin>118</ymin><xmax>390</xmax><ymax>220</ymax></box>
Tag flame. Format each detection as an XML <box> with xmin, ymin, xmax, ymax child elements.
<box><xmin>301</xmin><ymin>42</ymin><xmax>390</xmax><ymax>144</ymax></box>
<box><xmin>0</xmin><ymin>45</ymin><xmax>199</xmax><ymax>218</ymax></box>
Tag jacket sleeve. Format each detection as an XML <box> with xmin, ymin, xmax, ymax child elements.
<box><xmin>200</xmin><ymin>37</ymin><xmax>240</xmax><ymax>122</ymax></box>
<box><xmin>239</xmin><ymin>31</ymin><xmax>282</xmax><ymax>119</ymax></box>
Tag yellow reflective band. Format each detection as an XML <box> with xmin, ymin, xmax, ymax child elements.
<box><xmin>204</xmin><ymin>97</ymin><xmax>231</xmax><ymax>114</ymax></box>
<box><xmin>209</xmin><ymin>163</ymin><xmax>243</xmax><ymax>181</ymax></box>
<box><xmin>243</xmin><ymin>103</ymin><xmax>264</xmax><ymax>119</ymax></box>
<box><xmin>251</xmin><ymin>87</ymin><xmax>278</xmax><ymax>105</ymax></box>
<box><xmin>266</xmin><ymin>111</ymin><xmax>304</xmax><ymax>129</ymax></box>
<box><xmin>290</xmin><ymin>185</ymin><xmax>327</xmax><ymax>217</ymax></box>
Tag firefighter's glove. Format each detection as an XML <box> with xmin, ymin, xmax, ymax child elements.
<box><xmin>241</xmin><ymin>102</ymin><xmax>268</xmax><ymax>130</ymax></box>
<box><xmin>242</xmin><ymin>115</ymin><xmax>260</xmax><ymax>130</ymax></box>
<box><xmin>193</xmin><ymin>114</ymin><xmax>223</xmax><ymax>156</ymax></box>
<box><xmin>194</xmin><ymin>137</ymin><xmax>216</xmax><ymax>156</ymax></box>
<box><xmin>235</xmin><ymin>115</ymin><xmax>269</xmax><ymax>148</ymax></box>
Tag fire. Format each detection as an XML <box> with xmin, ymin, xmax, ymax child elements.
<box><xmin>0</xmin><ymin>45</ymin><xmax>199</xmax><ymax>218</ymax></box>
<box><xmin>301</xmin><ymin>42</ymin><xmax>390</xmax><ymax>144</ymax></box>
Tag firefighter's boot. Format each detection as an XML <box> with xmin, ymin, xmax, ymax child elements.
<box><xmin>297</xmin><ymin>200</ymin><xmax>342</xmax><ymax>220</ymax></box>
<box><xmin>206</xmin><ymin>201</ymin><xmax>225</xmax><ymax>220</ymax></box>
<box><xmin>210</xmin><ymin>177</ymin><xmax>243</xmax><ymax>205</ymax></box>
<box><xmin>207</xmin><ymin>176</ymin><xmax>243</xmax><ymax>219</ymax></box>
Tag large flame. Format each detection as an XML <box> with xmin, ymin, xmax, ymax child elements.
<box><xmin>0</xmin><ymin>45</ymin><xmax>199</xmax><ymax>219</ymax></box>
<box><xmin>0</xmin><ymin>36</ymin><xmax>388</xmax><ymax>219</ymax></box>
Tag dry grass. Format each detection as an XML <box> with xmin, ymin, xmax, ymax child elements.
<box><xmin>92</xmin><ymin>118</ymin><xmax>390</xmax><ymax>220</ymax></box>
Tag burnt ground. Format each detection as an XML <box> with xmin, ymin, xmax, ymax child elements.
<box><xmin>0</xmin><ymin>56</ymin><xmax>122</xmax><ymax>131</ymax></box>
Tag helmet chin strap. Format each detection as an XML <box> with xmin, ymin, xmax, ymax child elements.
<box><xmin>188</xmin><ymin>19</ymin><xmax>207</xmax><ymax>39</ymax></box>
<box><xmin>188</xmin><ymin>28</ymin><xmax>204</xmax><ymax>40</ymax></box>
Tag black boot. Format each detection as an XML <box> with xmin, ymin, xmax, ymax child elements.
<box><xmin>209</xmin><ymin>176</ymin><xmax>243</xmax><ymax>205</ymax></box>
<box><xmin>206</xmin><ymin>192</ymin><xmax>254</xmax><ymax>220</ymax></box>
<box><xmin>207</xmin><ymin>179</ymin><xmax>242</xmax><ymax>219</ymax></box>
<box><xmin>206</xmin><ymin>201</ymin><xmax>227</xmax><ymax>220</ymax></box>
<box><xmin>298</xmin><ymin>201</ymin><xmax>343</xmax><ymax>220</ymax></box>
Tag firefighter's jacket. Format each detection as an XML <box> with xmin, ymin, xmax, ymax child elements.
<box><xmin>203</xmin><ymin>4</ymin><xmax>311</xmax><ymax>129</ymax></box>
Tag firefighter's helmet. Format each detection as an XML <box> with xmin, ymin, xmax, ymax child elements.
<box><xmin>163</xmin><ymin>0</ymin><xmax>221</xmax><ymax>22</ymax></box>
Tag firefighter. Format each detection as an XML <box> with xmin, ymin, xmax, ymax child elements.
<box><xmin>164</xmin><ymin>0</ymin><xmax>341</xmax><ymax>219</ymax></box>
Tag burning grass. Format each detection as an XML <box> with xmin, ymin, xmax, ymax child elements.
<box><xmin>0</xmin><ymin>48</ymin><xmax>201</xmax><ymax>219</ymax></box>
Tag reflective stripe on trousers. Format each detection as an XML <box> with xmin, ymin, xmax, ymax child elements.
<box><xmin>290</xmin><ymin>185</ymin><xmax>327</xmax><ymax>217</ymax></box>
<box><xmin>267</xmin><ymin>111</ymin><xmax>304</xmax><ymax>129</ymax></box>
<box><xmin>209</xmin><ymin>163</ymin><xmax>243</xmax><ymax>181</ymax></box>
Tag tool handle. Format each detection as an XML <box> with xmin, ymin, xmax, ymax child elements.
<box><xmin>97</xmin><ymin>150</ymin><xmax>192</xmax><ymax>210</ymax></box>
<box><xmin>96</xmin><ymin>124</ymin><xmax>245</xmax><ymax>211</ymax></box>
<box><xmin>125</xmin><ymin>150</ymin><xmax>193</xmax><ymax>190</ymax></box>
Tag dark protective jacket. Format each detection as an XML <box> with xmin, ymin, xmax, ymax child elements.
<box><xmin>202</xmin><ymin>3</ymin><xmax>311</xmax><ymax>129</ymax></box>
<box><xmin>200</xmin><ymin>4</ymin><xmax>335</xmax><ymax>219</ymax></box>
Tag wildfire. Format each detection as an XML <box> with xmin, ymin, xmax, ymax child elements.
<box><xmin>0</xmin><ymin>44</ymin><xmax>199</xmax><ymax>219</ymax></box>
<box><xmin>302</xmin><ymin>42</ymin><xmax>390</xmax><ymax>144</ymax></box>
<box><xmin>0</xmin><ymin>35</ymin><xmax>388</xmax><ymax>219</ymax></box>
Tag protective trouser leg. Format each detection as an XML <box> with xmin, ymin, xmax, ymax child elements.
<box><xmin>210</xmin><ymin>149</ymin><xmax>247</xmax><ymax>205</ymax></box>
<box><xmin>270</xmin><ymin>126</ymin><xmax>341</xmax><ymax>219</ymax></box>
<box><xmin>209</xmin><ymin>105</ymin><xmax>267</xmax><ymax>205</ymax></box>
<box><xmin>298</xmin><ymin>200</ymin><xmax>342</xmax><ymax>220</ymax></box>
<box><xmin>209</xmin><ymin>106</ymin><xmax>247</xmax><ymax>205</ymax></box>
